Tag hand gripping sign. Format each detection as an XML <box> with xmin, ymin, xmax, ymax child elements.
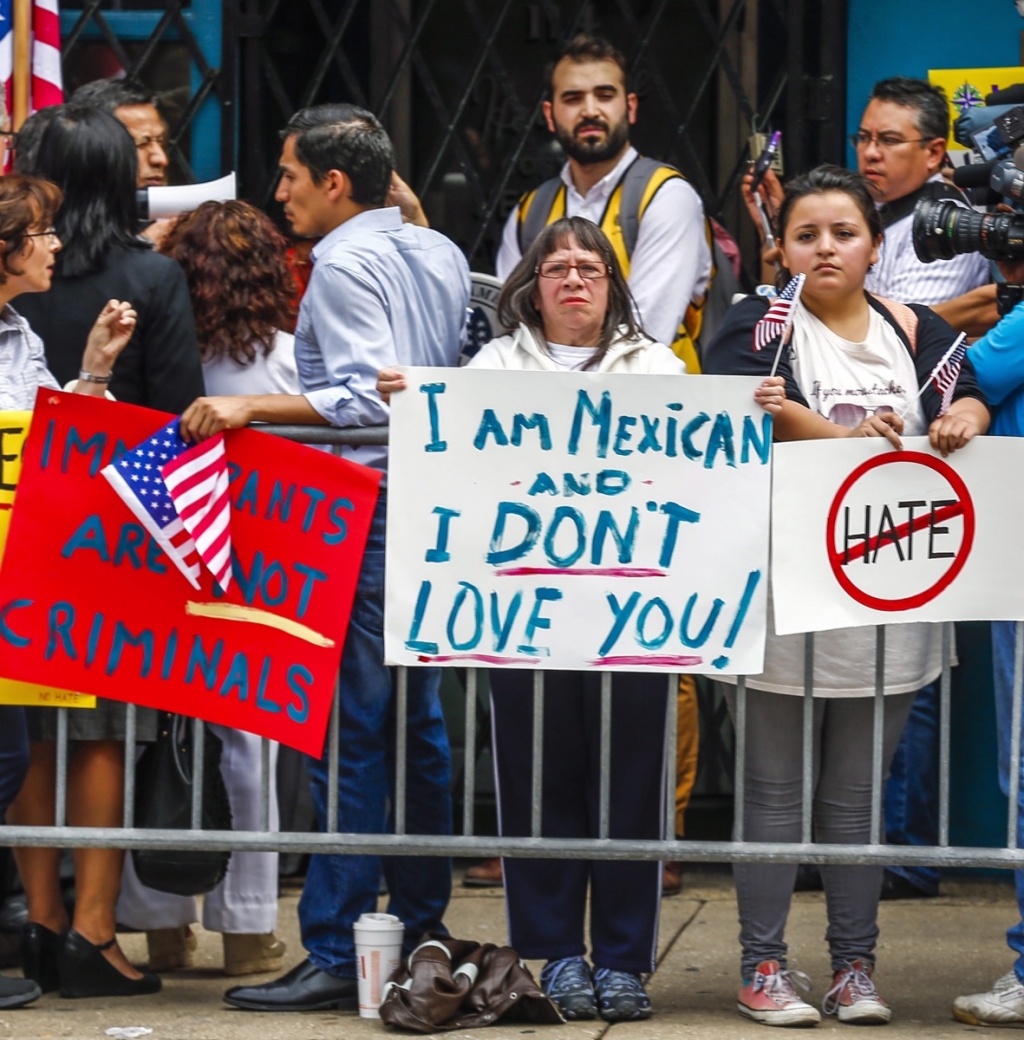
<box><xmin>772</xmin><ymin>436</ymin><xmax>1024</xmax><ymax>635</ymax></box>
<box><xmin>0</xmin><ymin>392</ymin><xmax>380</xmax><ymax>755</ymax></box>
<box><xmin>384</xmin><ymin>368</ymin><xmax>773</xmax><ymax>674</ymax></box>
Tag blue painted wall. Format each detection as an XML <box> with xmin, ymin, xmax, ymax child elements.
<box><xmin>847</xmin><ymin>0</ymin><xmax>1023</xmax><ymax>167</ymax></box>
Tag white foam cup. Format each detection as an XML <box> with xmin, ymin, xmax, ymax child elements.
<box><xmin>353</xmin><ymin>912</ymin><xmax>405</xmax><ymax>1018</ymax></box>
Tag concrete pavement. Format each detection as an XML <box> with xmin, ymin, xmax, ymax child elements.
<box><xmin>0</xmin><ymin>869</ymin><xmax>1017</xmax><ymax>1038</ymax></box>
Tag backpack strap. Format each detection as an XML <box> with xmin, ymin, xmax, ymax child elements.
<box><xmin>868</xmin><ymin>293</ymin><xmax>919</xmax><ymax>353</ymax></box>
<box><xmin>616</xmin><ymin>157</ymin><xmax>684</xmax><ymax>260</ymax></box>
<box><xmin>517</xmin><ymin>178</ymin><xmax>567</xmax><ymax>255</ymax></box>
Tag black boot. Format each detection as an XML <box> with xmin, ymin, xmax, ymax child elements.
<box><xmin>21</xmin><ymin>922</ymin><xmax>60</xmax><ymax>993</ymax></box>
<box><xmin>57</xmin><ymin>929</ymin><xmax>161</xmax><ymax>999</ymax></box>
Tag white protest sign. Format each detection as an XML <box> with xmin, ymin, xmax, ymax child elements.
<box><xmin>771</xmin><ymin>436</ymin><xmax>1024</xmax><ymax>635</ymax></box>
<box><xmin>384</xmin><ymin>368</ymin><xmax>772</xmax><ymax>673</ymax></box>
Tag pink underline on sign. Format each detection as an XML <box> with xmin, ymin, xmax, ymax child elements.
<box><xmin>590</xmin><ymin>655</ymin><xmax>703</xmax><ymax>667</ymax></box>
<box><xmin>496</xmin><ymin>567</ymin><xmax>667</xmax><ymax>578</ymax></box>
<box><xmin>419</xmin><ymin>653</ymin><xmax>542</xmax><ymax>665</ymax></box>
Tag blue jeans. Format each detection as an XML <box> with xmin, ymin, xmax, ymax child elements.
<box><xmin>0</xmin><ymin>706</ymin><xmax>28</xmax><ymax>818</ymax></box>
<box><xmin>992</xmin><ymin>622</ymin><xmax>1024</xmax><ymax>982</ymax></box>
<box><xmin>298</xmin><ymin>496</ymin><xmax>452</xmax><ymax>978</ymax></box>
<box><xmin>883</xmin><ymin>681</ymin><xmax>940</xmax><ymax>895</ymax></box>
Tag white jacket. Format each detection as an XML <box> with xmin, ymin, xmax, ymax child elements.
<box><xmin>468</xmin><ymin>323</ymin><xmax>688</xmax><ymax>375</ymax></box>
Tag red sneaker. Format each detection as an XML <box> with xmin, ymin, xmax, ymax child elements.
<box><xmin>823</xmin><ymin>960</ymin><xmax>891</xmax><ymax>1024</ymax></box>
<box><xmin>737</xmin><ymin>960</ymin><xmax>821</xmax><ymax>1027</ymax></box>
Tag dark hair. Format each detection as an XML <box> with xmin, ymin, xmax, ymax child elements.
<box><xmin>0</xmin><ymin>175</ymin><xmax>62</xmax><ymax>284</ymax></box>
<box><xmin>869</xmin><ymin>76</ymin><xmax>949</xmax><ymax>142</ymax></box>
<box><xmin>280</xmin><ymin>104</ymin><xmax>393</xmax><ymax>206</ymax></box>
<box><xmin>33</xmin><ymin>104</ymin><xmax>144</xmax><ymax>277</ymax></box>
<box><xmin>12</xmin><ymin>106</ymin><xmax>58</xmax><ymax>174</ymax></box>
<box><xmin>497</xmin><ymin>216</ymin><xmax>642</xmax><ymax>369</ymax></box>
<box><xmin>70</xmin><ymin>78</ymin><xmax>157</xmax><ymax>114</ymax></box>
<box><xmin>546</xmin><ymin>34</ymin><xmax>630</xmax><ymax>101</ymax></box>
<box><xmin>160</xmin><ymin>200</ymin><xmax>297</xmax><ymax>365</ymax></box>
<box><xmin>777</xmin><ymin>164</ymin><xmax>883</xmax><ymax>243</ymax></box>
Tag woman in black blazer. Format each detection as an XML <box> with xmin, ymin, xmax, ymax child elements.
<box><xmin>10</xmin><ymin>105</ymin><xmax>203</xmax><ymax>999</ymax></box>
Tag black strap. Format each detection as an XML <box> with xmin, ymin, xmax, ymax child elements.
<box><xmin>518</xmin><ymin>178</ymin><xmax>564</xmax><ymax>254</ymax></box>
<box><xmin>878</xmin><ymin>179</ymin><xmax>966</xmax><ymax>229</ymax></box>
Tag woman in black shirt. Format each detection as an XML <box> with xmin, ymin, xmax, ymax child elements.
<box><xmin>10</xmin><ymin>105</ymin><xmax>203</xmax><ymax>1000</ymax></box>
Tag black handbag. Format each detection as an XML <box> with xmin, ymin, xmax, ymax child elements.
<box><xmin>132</xmin><ymin>713</ymin><xmax>233</xmax><ymax>896</ymax></box>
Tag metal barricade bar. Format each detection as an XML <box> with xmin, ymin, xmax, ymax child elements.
<box><xmin>395</xmin><ymin>666</ymin><xmax>408</xmax><ymax>836</ymax></box>
<box><xmin>190</xmin><ymin>719</ymin><xmax>205</xmax><ymax>830</ymax></box>
<box><xmin>55</xmin><ymin>708</ymin><xmax>68</xmax><ymax>828</ymax></box>
<box><xmin>122</xmin><ymin>702</ymin><xmax>136</xmax><ymax>829</ymax></box>
<box><xmin>462</xmin><ymin>669</ymin><xmax>478</xmax><ymax>837</ymax></box>
<box><xmin>869</xmin><ymin>625</ymin><xmax>886</xmax><ymax>846</ymax></box>
<box><xmin>939</xmin><ymin>623</ymin><xmax>952</xmax><ymax>847</ymax></box>
<box><xmin>1010</xmin><ymin>621</ymin><xmax>1023</xmax><ymax>850</ymax></box>
<box><xmin>664</xmin><ymin>673</ymin><xmax>678</xmax><ymax>843</ymax></box>
<box><xmin>801</xmin><ymin>633</ymin><xmax>814</xmax><ymax>843</ymax></box>
<box><xmin>260</xmin><ymin>736</ymin><xmax>271</xmax><ymax>833</ymax></box>
<box><xmin>531</xmin><ymin>671</ymin><xmax>544</xmax><ymax>838</ymax></box>
<box><xmin>598</xmin><ymin>672</ymin><xmax>612</xmax><ymax>841</ymax></box>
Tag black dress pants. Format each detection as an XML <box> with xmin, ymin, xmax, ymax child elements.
<box><xmin>489</xmin><ymin>669</ymin><xmax>668</xmax><ymax>973</ymax></box>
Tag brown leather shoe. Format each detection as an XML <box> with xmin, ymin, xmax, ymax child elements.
<box><xmin>662</xmin><ymin>861</ymin><xmax>683</xmax><ymax>896</ymax></box>
<box><xmin>462</xmin><ymin>857</ymin><xmax>504</xmax><ymax>887</ymax></box>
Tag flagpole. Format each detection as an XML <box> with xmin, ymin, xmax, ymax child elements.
<box><xmin>12</xmin><ymin>0</ymin><xmax>30</xmax><ymax>129</ymax></box>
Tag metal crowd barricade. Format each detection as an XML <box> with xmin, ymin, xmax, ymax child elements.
<box><xmin>4</xmin><ymin>424</ymin><xmax>1024</xmax><ymax>874</ymax></box>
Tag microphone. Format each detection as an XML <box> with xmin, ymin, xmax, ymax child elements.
<box><xmin>987</xmin><ymin>84</ymin><xmax>1024</xmax><ymax>106</ymax></box>
<box><xmin>136</xmin><ymin>172</ymin><xmax>237</xmax><ymax>221</ymax></box>
<box><xmin>953</xmin><ymin>160</ymin><xmax>999</xmax><ymax>188</ymax></box>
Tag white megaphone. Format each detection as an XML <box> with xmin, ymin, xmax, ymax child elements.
<box><xmin>136</xmin><ymin>172</ymin><xmax>237</xmax><ymax>220</ymax></box>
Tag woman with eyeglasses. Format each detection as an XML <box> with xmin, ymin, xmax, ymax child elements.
<box><xmin>0</xmin><ymin>173</ymin><xmax>138</xmax><ymax>1009</ymax></box>
<box><xmin>9</xmin><ymin>104</ymin><xmax>203</xmax><ymax>1001</ymax></box>
<box><xmin>704</xmin><ymin>165</ymin><xmax>989</xmax><ymax>1028</ymax></box>
<box><xmin>379</xmin><ymin>216</ymin><xmax>784</xmax><ymax>1024</ymax></box>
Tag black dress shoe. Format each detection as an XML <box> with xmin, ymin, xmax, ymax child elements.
<box><xmin>57</xmin><ymin>929</ymin><xmax>161</xmax><ymax>999</ymax></box>
<box><xmin>223</xmin><ymin>958</ymin><xmax>358</xmax><ymax>1011</ymax></box>
<box><xmin>21</xmin><ymin>922</ymin><xmax>60</xmax><ymax>993</ymax></box>
<box><xmin>0</xmin><ymin>973</ymin><xmax>40</xmax><ymax>1008</ymax></box>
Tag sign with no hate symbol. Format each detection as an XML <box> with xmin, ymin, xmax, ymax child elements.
<box><xmin>771</xmin><ymin>437</ymin><xmax>1024</xmax><ymax>635</ymax></box>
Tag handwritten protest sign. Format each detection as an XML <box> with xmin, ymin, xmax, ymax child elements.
<box><xmin>0</xmin><ymin>392</ymin><xmax>380</xmax><ymax>754</ymax></box>
<box><xmin>0</xmin><ymin>412</ymin><xmax>94</xmax><ymax>708</ymax></box>
<box><xmin>771</xmin><ymin>437</ymin><xmax>1024</xmax><ymax>635</ymax></box>
<box><xmin>384</xmin><ymin>368</ymin><xmax>772</xmax><ymax>673</ymax></box>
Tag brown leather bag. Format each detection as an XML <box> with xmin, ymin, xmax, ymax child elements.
<box><xmin>378</xmin><ymin>934</ymin><xmax>563</xmax><ymax>1032</ymax></box>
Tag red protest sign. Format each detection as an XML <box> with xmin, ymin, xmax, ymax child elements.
<box><xmin>825</xmin><ymin>451</ymin><xmax>975</xmax><ymax>612</ymax></box>
<box><xmin>0</xmin><ymin>391</ymin><xmax>380</xmax><ymax>756</ymax></box>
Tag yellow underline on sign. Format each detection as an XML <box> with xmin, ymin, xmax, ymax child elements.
<box><xmin>185</xmin><ymin>602</ymin><xmax>335</xmax><ymax>648</ymax></box>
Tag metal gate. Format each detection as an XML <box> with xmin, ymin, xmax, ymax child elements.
<box><xmin>230</xmin><ymin>0</ymin><xmax>849</xmax><ymax>282</ymax></box>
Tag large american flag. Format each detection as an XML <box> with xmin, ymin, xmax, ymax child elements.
<box><xmin>753</xmin><ymin>273</ymin><xmax>805</xmax><ymax>351</ymax></box>
<box><xmin>927</xmin><ymin>332</ymin><xmax>968</xmax><ymax>417</ymax></box>
<box><xmin>102</xmin><ymin>420</ymin><xmax>233</xmax><ymax>592</ymax></box>
<box><xmin>0</xmin><ymin>0</ymin><xmax>63</xmax><ymax>120</ymax></box>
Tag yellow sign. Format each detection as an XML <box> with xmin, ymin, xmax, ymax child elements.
<box><xmin>929</xmin><ymin>66</ymin><xmax>1024</xmax><ymax>150</ymax></box>
<box><xmin>0</xmin><ymin>412</ymin><xmax>95</xmax><ymax>708</ymax></box>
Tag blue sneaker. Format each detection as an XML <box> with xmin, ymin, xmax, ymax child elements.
<box><xmin>593</xmin><ymin>967</ymin><xmax>653</xmax><ymax>1022</ymax></box>
<box><xmin>540</xmin><ymin>956</ymin><xmax>596</xmax><ymax>1020</ymax></box>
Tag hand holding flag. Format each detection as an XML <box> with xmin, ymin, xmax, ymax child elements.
<box><xmin>102</xmin><ymin>419</ymin><xmax>233</xmax><ymax>592</ymax></box>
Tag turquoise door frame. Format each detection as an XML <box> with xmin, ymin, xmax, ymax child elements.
<box><xmin>59</xmin><ymin>0</ymin><xmax>224</xmax><ymax>181</ymax></box>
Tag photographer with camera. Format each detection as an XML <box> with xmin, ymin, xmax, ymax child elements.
<box><xmin>745</xmin><ymin>77</ymin><xmax>995</xmax><ymax>903</ymax></box>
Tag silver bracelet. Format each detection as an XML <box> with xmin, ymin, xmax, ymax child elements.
<box><xmin>78</xmin><ymin>370</ymin><xmax>112</xmax><ymax>384</ymax></box>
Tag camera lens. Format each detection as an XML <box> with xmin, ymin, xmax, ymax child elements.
<box><xmin>912</xmin><ymin>196</ymin><xmax>1024</xmax><ymax>263</ymax></box>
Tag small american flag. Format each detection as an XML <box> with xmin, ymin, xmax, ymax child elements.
<box><xmin>753</xmin><ymin>273</ymin><xmax>805</xmax><ymax>351</ymax></box>
<box><xmin>928</xmin><ymin>332</ymin><xmax>968</xmax><ymax>416</ymax></box>
<box><xmin>102</xmin><ymin>420</ymin><xmax>233</xmax><ymax>592</ymax></box>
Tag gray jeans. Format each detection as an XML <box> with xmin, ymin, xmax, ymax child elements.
<box><xmin>725</xmin><ymin>686</ymin><xmax>915</xmax><ymax>978</ymax></box>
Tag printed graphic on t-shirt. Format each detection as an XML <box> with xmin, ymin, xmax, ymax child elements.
<box><xmin>809</xmin><ymin>379</ymin><xmax>907</xmax><ymax>428</ymax></box>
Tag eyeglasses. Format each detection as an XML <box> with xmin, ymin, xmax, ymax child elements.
<box><xmin>536</xmin><ymin>260</ymin><xmax>609</xmax><ymax>280</ymax></box>
<box><xmin>24</xmin><ymin>228</ymin><xmax>58</xmax><ymax>241</ymax></box>
<box><xmin>849</xmin><ymin>132</ymin><xmax>931</xmax><ymax>151</ymax></box>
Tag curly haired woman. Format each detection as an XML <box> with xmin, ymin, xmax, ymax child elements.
<box><xmin>115</xmin><ymin>200</ymin><xmax>298</xmax><ymax>979</ymax></box>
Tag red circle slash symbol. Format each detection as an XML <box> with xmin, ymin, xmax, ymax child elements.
<box><xmin>825</xmin><ymin>452</ymin><xmax>975</xmax><ymax>611</ymax></box>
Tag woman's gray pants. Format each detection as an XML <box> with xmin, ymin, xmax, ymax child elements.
<box><xmin>725</xmin><ymin>686</ymin><xmax>915</xmax><ymax>979</ymax></box>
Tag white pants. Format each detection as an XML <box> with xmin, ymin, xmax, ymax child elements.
<box><xmin>117</xmin><ymin>725</ymin><xmax>280</xmax><ymax>935</ymax></box>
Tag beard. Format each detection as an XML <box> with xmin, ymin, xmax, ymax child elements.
<box><xmin>554</xmin><ymin>114</ymin><xmax>630</xmax><ymax>165</ymax></box>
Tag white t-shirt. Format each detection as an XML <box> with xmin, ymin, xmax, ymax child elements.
<box><xmin>201</xmin><ymin>330</ymin><xmax>299</xmax><ymax>396</ymax></box>
<box><xmin>750</xmin><ymin>304</ymin><xmax>944</xmax><ymax>697</ymax></box>
<box><xmin>545</xmin><ymin>341</ymin><xmax>599</xmax><ymax>370</ymax></box>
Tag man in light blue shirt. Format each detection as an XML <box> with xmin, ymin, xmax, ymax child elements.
<box><xmin>184</xmin><ymin>104</ymin><xmax>469</xmax><ymax>1014</ymax></box>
